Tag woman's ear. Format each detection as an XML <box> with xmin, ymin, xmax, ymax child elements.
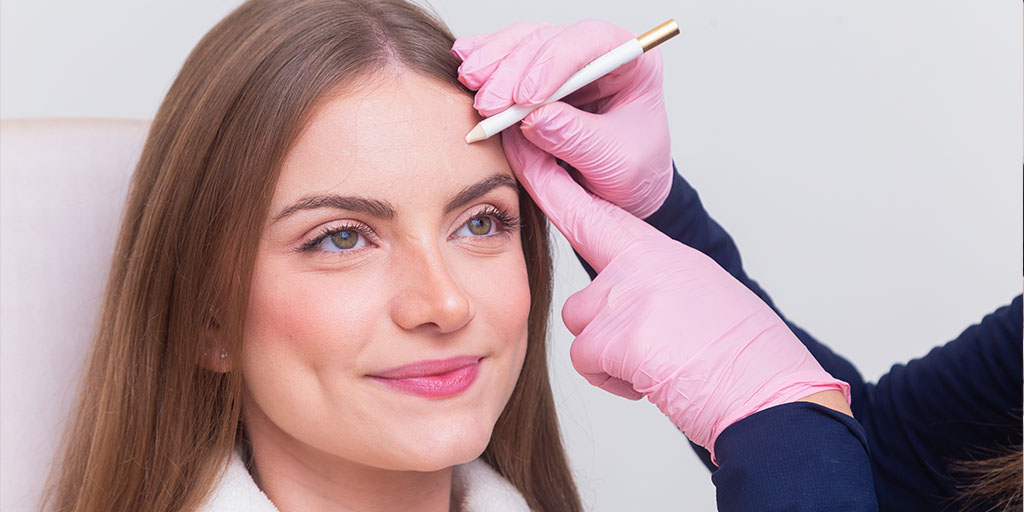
<box><xmin>199</xmin><ymin>312</ymin><xmax>234</xmax><ymax>373</ymax></box>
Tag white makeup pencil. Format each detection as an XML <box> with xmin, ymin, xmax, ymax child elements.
<box><xmin>465</xmin><ymin>19</ymin><xmax>680</xmax><ymax>144</ymax></box>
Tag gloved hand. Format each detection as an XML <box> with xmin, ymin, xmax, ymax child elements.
<box><xmin>452</xmin><ymin>20</ymin><xmax>673</xmax><ymax>219</ymax></box>
<box><xmin>502</xmin><ymin>126</ymin><xmax>851</xmax><ymax>461</ymax></box>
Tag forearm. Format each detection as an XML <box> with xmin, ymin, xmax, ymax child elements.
<box><xmin>712</xmin><ymin>402</ymin><xmax>878</xmax><ymax>511</ymax></box>
<box><xmin>799</xmin><ymin>389</ymin><xmax>853</xmax><ymax>417</ymax></box>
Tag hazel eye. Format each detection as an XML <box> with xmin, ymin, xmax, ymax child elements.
<box><xmin>456</xmin><ymin>216</ymin><xmax>495</xmax><ymax>237</ymax></box>
<box><xmin>307</xmin><ymin>228</ymin><xmax>368</xmax><ymax>252</ymax></box>
<box><xmin>329</xmin><ymin>230</ymin><xmax>360</xmax><ymax>249</ymax></box>
<box><xmin>469</xmin><ymin>217</ymin><xmax>492</xmax><ymax>235</ymax></box>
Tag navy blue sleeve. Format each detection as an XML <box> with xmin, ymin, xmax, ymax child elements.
<box><xmin>714</xmin><ymin>297</ymin><xmax>1022</xmax><ymax>512</ymax></box>
<box><xmin>858</xmin><ymin>294</ymin><xmax>1023</xmax><ymax>511</ymax></box>
<box><xmin>713</xmin><ymin>402</ymin><xmax>878</xmax><ymax>511</ymax></box>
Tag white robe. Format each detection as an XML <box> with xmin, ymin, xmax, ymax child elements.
<box><xmin>198</xmin><ymin>449</ymin><xmax>531</xmax><ymax>512</ymax></box>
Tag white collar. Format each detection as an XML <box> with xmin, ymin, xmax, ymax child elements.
<box><xmin>199</xmin><ymin>449</ymin><xmax>531</xmax><ymax>512</ymax></box>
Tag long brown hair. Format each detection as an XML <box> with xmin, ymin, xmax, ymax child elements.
<box><xmin>949</xmin><ymin>446</ymin><xmax>1023</xmax><ymax>512</ymax></box>
<box><xmin>43</xmin><ymin>1</ymin><xmax>581</xmax><ymax>510</ymax></box>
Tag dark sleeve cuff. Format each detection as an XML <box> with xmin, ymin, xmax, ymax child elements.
<box><xmin>712</xmin><ymin>402</ymin><xmax>878</xmax><ymax>512</ymax></box>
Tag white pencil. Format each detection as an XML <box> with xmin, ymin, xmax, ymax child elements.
<box><xmin>465</xmin><ymin>19</ymin><xmax>680</xmax><ymax>144</ymax></box>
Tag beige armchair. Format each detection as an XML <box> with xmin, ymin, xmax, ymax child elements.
<box><xmin>0</xmin><ymin>119</ymin><xmax>150</xmax><ymax>511</ymax></box>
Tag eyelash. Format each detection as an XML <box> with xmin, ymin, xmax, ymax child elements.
<box><xmin>298</xmin><ymin>222</ymin><xmax>373</xmax><ymax>253</ymax></box>
<box><xmin>464</xmin><ymin>206</ymin><xmax>521</xmax><ymax>237</ymax></box>
<box><xmin>297</xmin><ymin>205</ymin><xmax>521</xmax><ymax>254</ymax></box>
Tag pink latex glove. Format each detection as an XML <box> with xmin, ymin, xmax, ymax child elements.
<box><xmin>452</xmin><ymin>20</ymin><xmax>673</xmax><ymax>219</ymax></box>
<box><xmin>502</xmin><ymin>127</ymin><xmax>851</xmax><ymax>461</ymax></box>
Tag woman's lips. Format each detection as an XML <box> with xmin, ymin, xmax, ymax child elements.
<box><xmin>368</xmin><ymin>356</ymin><xmax>481</xmax><ymax>398</ymax></box>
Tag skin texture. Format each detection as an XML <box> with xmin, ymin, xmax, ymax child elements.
<box><xmin>798</xmin><ymin>390</ymin><xmax>853</xmax><ymax>417</ymax></box>
<box><xmin>236</xmin><ymin>70</ymin><xmax>531</xmax><ymax>512</ymax></box>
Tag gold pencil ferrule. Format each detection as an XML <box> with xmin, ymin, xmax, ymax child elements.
<box><xmin>636</xmin><ymin>19</ymin><xmax>679</xmax><ymax>52</ymax></box>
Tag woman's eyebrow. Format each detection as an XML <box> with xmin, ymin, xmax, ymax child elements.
<box><xmin>272</xmin><ymin>173</ymin><xmax>517</xmax><ymax>224</ymax></box>
<box><xmin>444</xmin><ymin>173</ymin><xmax>518</xmax><ymax>214</ymax></box>
<box><xmin>272</xmin><ymin>196</ymin><xmax>396</xmax><ymax>223</ymax></box>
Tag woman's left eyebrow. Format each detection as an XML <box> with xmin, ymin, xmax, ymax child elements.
<box><xmin>443</xmin><ymin>173</ymin><xmax>518</xmax><ymax>214</ymax></box>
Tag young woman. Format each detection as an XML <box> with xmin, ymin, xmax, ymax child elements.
<box><xmin>44</xmin><ymin>1</ymin><xmax>581</xmax><ymax>510</ymax></box>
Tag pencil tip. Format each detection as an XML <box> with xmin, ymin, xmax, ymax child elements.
<box><xmin>465</xmin><ymin>125</ymin><xmax>487</xmax><ymax>144</ymax></box>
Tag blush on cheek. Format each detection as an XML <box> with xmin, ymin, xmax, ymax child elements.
<box><xmin>244</xmin><ymin>262</ymin><xmax>382</xmax><ymax>363</ymax></box>
<box><xmin>458</xmin><ymin>249</ymin><xmax>532</xmax><ymax>341</ymax></box>
<box><xmin>506</xmin><ymin>262</ymin><xmax>532</xmax><ymax>334</ymax></box>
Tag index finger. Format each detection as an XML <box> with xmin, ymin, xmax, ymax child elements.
<box><xmin>453</xmin><ymin>22</ymin><xmax>554</xmax><ymax>91</ymax></box>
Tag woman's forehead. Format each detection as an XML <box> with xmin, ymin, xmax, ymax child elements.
<box><xmin>274</xmin><ymin>72</ymin><xmax>512</xmax><ymax>208</ymax></box>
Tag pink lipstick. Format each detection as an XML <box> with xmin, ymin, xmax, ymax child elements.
<box><xmin>369</xmin><ymin>356</ymin><xmax>481</xmax><ymax>398</ymax></box>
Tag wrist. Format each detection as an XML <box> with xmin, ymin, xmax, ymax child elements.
<box><xmin>797</xmin><ymin>389</ymin><xmax>853</xmax><ymax>417</ymax></box>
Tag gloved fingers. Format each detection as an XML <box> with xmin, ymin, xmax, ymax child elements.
<box><xmin>569</xmin><ymin>329</ymin><xmax>645</xmax><ymax>400</ymax></box>
<box><xmin>598</xmin><ymin>377</ymin><xmax>645</xmax><ymax>400</ymax></box>
<box><xmin>521</xmin><ymin>100</ymin><xmax>672</xmax><ymax>218</ymax></box>
<box><xmin>459</xmin><ymin>25</ymin><xmax>563</xmax><ymax>112</ymax></box>
<box><xmin>450</xmin><ymin>33</ymin><xmax>488</xmax><ymax>61</ymax></box>
<box><xmin>519</xmin><ymin>101</ymin><xmax>624</xmax><ymax>185</ymax></box>
<box><xmin>469</xmin><ymin>19</ymin><xmax>642</xmax><ymax>116</ymax></box>
<box><xmin>561</xmin><ymin>278</ymin><xmax>611</xmax><ymax>336</ymax></box>
<box><xmin>501</xmin><ymin>126</ymin><xmax>658</xmax><ymax>272</ymax></box>
<box><xmin>453</xmin><ymin>22</ymin><xmax>550</xmax><ymax>87</ymax></box>
<box><xmin>516</xmin><ymin>81</ymin><xmax>672</xmax><ymax>219</ymax></box>
<box><xmin>471</xmin><ymin>24</ymin><xmax>569</xmax><ymax>116</ymax></box>
<box><xmin>508</xmin><ymin>19</ymin><xmax>640</xmax><ymax>106</ymax></box>
<box><xmin>557</xmin><ymin>47</ymin><xmax>665</xmax><ymax>109</ymax></box>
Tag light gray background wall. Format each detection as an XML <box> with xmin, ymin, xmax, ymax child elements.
<box><xmin>2</xmin><ymin>1</ymin><xmax>1021</xmax><ymax>510</ymax></box>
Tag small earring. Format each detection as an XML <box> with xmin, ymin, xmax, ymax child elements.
<box><xmin>202</xmin><ymin>349</ymin><xmax>210</xmax><ymax>358</ymax></box>
<box><xmin>220</xmin><ymin>349</ymin><xmax>228</xmax><ymax>359</ymax></box>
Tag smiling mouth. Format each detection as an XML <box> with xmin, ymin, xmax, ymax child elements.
<box><xmin>368</xmin><ymin>356</ymin><xmax>482</xmax><ymax>398</ymax></box>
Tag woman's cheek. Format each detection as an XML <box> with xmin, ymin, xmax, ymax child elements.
<box><xmin>456</xmin><ymin>246</ymin><xmax>532</xmax><ymax>340</ymax></box>
<box><xmin>244</xmin><ymin>258</ymin><xmax>383</xmax><ymax>363</ymax></box>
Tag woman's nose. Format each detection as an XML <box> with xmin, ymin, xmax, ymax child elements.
<box><xmin>389</xmin><ymin>245</ymin><xmax>473</xmax><ymax>333</ymax></box>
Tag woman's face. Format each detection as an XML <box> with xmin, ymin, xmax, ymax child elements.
<box><xmin>241</xmin><ymin>71</ymin><xmax>531</xmax><ymax>473</ymax></box>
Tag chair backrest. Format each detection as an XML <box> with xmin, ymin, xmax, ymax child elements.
<box><xmin>0</xmin><ymin>119</ymin><xmax>150</xmax><ymax>511</ymax></box>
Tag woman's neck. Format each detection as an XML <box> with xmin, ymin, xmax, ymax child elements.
<box><xmin>241</xmin><ymin>408</ymin><xmax>456</xmax><ymax>512</ymax></box>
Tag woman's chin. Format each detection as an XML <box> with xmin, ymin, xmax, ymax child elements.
<box><xmin>401</xmin><ymin>430</ymin><xmax>489</xmax><ymax>468</ymax></box>
<box><xmin>382</xmin><ymin>422</ymin><xmax>494</xmax><ymax>472</ymax></box>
